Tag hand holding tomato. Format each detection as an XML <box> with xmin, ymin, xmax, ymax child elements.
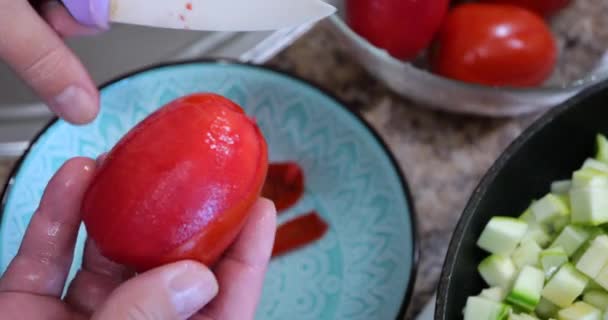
<box><xmin>0</xmin><ymin>157</ymin><xmax>276</xmax><ymax>320</ymax></box>
<box><xmin>430</xmin><ymin>3</ymin><xmax>558</xmax><ymax>87</ymax></box>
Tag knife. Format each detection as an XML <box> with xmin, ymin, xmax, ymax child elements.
<box><xmin>61</xmin><ymin>0</ymin><xmax>336</xmax><ymax>31</ymax></box>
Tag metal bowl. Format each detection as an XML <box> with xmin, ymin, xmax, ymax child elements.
<box><xmin>327</xmin><ymin>0</ymin><xmax>608</xmax><ymax>117</ymax></box>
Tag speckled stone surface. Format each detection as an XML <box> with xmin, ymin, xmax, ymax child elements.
<box><xmin>266</xmin><ymin>22</ymin><xmax>541</xmax><ymax>319</ymax></box>
<box><xmin>0</xmin><ymin>21</ymin><xmax>563</xmax><ymax>320</ymax></box>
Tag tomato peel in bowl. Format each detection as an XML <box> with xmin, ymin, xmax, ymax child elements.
<box><xmin>81</xmin><ymin>93</ymin><xmax>268</xmax><ymax>272</ymax></box>
<box><xmin>262</xmin><ymin>162</ymin><xmax>305</xmax><ymax>213</ymax></box>
<box><xmin>272</xmin><ymin>211</ymin><xmax>329</xmax><ymax>258</ymax></box>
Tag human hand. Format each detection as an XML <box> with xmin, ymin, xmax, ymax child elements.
<box><xmin>0</xmin><ymin>1</ymin><xmax>104</xmax><ymax>124</ymax></box>
<box><xmin>0</xmin><ymin>157</ymin><xmax>277</xmax><ymax>319</ymax></box>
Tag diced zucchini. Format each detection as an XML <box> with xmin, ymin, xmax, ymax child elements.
<box><xmin>557</xmin><ymin>301</ymin><xmax>601</xmax><ymax>320</ymax></box>
<box><xmin>531</xmin><ymin>194</ymin><xmax>570</xmax><ymax>224</ymax></box>
<box><xmin>540</xmin><ymin>246</ymin><xmax>568</xmax><ymax>278</ymax></box>
<box><xmin>463</xmin><ymin>296</ymin><xmax>510</xmax><ymax>320</ymax></box>
<box><xmin>509</xmin><ymin>313</ymin><xmax>539</xmax><ymax>320</ymax></box>
<box><xmin>464</xmin><ymin>134</ymin><xmax>608</xmax><ymax>320</ymax></box>
<box><xmin>572</xmin><ymin>169</ymin><xmax>608</xmax><ymax>189</ymax></box>
<box><xmin>480</xmin><ymin>287</ymin><xmax>506</xmax><ymax>302</ymax></box>
<box><xmin>586</xmin><ymin>279</ymin><xmax>604</xmax><ymax>292</ymax></box>
<box><xmin>572</xmin><ymin>230</ymin><xmax>606</xmax><ymax>263</ymax></box>
<box><xmin>512</xmin><ymin>241</ymin><xmax>542</xmax><ymax>269</ymax></box>
<box><xmin>593</xmin><ymin>262</ymin><xmax>608</xmax><ymax>292</ymax></box>
<box><xmin>479</xmin><ymin>255</ymin><xmax>518</xmax><ymax>288</ymax></box>
<box><xmin>552</xmin><ymin>180</ymin><xmax>572</xmax><ymax>195</ymax></box>
<box><xmin>576</xmin><ymin>235</ymin><xmax>608</xmax><ymax>278</ymax></box>
<box><xmin>583</xmin><ymin>159</ymin><xmax>608</xmax><ymax>175</ymax></box>
<box><xmin>535</xmin><ymin>298</ymin><xmax>559</xmax><ymax>318</ymax></box>
<box><xmin>551</xmin><ymin>215</ymin><xmax>570</xmax><ymax>234</ymax></box>
<box><xmin>572</xmin><ymin>238</ymin><xmax>593</xmax><ymax>264</ymax></box>
<box><xmin>571</xmin><ymin>187</ymin><xmax>608</xmax><ymax>225</ymax></box>
<box><xmin>478</xmin><ymin>217</ymin><xmax>529</xmax><ymax>255</ymax></box>
<box><xmin>596</xmin><ymin>134</ymin><xmax>608</xmax><ymax>164</ymax></box>
<box><xmin>583</xmin><ymin>290</ymin><xmax>608</xmax><ymax>311</ymax></box>
<box><xmin>551</xmin><ymin>225</ymin><xmax>591</xmax><ymax>256</ymax></box>
<box><xmin>506</xmin><ymin>266</ymin><xmax>545</xmax><ymax>312</ymax></box>
<box><xmin>520</xmin><ymin>208</ymin><xmax>535</xmax><ymax>224</ymax></box>
<box><xmin>542</xmin><ymin>263</ymin><xmax>588</xmax><ymax>308</ymax></box>
<box><xmin>522</xmin><ymin>223</ymin><xmax>552</xmax><ymax>248</ymax></box>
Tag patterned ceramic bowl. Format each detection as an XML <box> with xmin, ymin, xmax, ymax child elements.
<box><xmin>0</xmin><ymin>61</ymin><xmax>417</xmax><ymax>320</ymax></box>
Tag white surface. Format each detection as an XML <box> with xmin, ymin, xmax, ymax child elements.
<box><xmin>111</xmin><ymin>0</ymin><xmax>335</xmax><ymax>31</ymax></box>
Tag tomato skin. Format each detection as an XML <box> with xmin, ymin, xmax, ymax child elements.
<box><xmin>481</xmin><ymin>0</ymin><xmax>571</xmax><ymax>17</ymax></box>
<box><xmin>272</xmin><ymin>211</ymin><xmax>328</xmax><ymax>258</ymax></box>
<box><xmin>262</xmin><ymin>162</ymin><xmax>305</xmax><ymax>213</ymax></box>
<box><xmin>82</xmin><ymin>93</ymin><xmax>268</xmax><ymax>272</ymax></box>
<box><xmin>346</xmin><ymin>0</ymin><xmax>450</xmax><ymax>61</ymax></box>
<box><xmin>430</xmin><ymin>4</ymin><xmax>557</xmax><ymax>87</ymax></box>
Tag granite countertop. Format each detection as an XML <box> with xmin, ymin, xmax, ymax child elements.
<box><xmin>266</xmin><ymin>22</ymin><xmax>539</xmax><ymax>318</ymax></box>
<box><xmin>0</xmin><ymin>19</ymin><xmax>584</xmax><ymax>320</ymax></box>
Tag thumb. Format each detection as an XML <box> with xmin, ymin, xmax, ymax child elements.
<box><xmin>92</xmin><ymin>261</ymin><xmax>218</xmax><ymax>320</ymax></box>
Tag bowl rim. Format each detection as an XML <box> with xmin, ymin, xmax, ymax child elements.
<box><xmin>328</xmin><ymin>12</ymin><xmax>605</xmax><ymax>95</ymax></box>
<box><xmin>434</xmin><ymin>77</ymin><xmax>608</xmax><ymax>319</ymax></box>
<box><xmin>0</xmin><ymin>58</ymin><xmax>420</xmax><ymax>320</ymax></box>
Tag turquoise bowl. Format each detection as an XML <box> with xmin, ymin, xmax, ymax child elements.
<box><xmin>0</xmin><ymin>61</ymin><xmax>417</xmax><ymax>319</ymax></box>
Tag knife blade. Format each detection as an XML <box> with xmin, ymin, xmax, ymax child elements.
<box><xmin>61</xmin><ymin>0</ymin><xmax>336</xmax><ymax>31</ymax></box>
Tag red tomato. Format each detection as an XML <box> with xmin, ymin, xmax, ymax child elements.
<box><xmin>262</xmin><ymin>162</ymin><xmax>305</xmax><ymax>213</ymax></box>
<box><xmin>430</xmin><ymin>4</ymin><xmax>557</xmax><ymax>87</ymax></box>
<box><xmin>346</xmin><ymin>0</ymin><xmax>450</xmax><ymax>61</ymax></box>
<box><xmin>482</xmin><ymin>0</ymin><xmax>571</xmax><ymax>17</ymax></box>
<box><xmin>82</xmin><ymin>93</ymin><xmax>268</xmax><ymax>272</ymax></box>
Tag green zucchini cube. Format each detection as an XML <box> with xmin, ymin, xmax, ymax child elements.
<box><xmin>576</xmin><ymin>235</ymin><xmax>608</xmax><ymax>278</ymax></box>
<box><xmin>557</xmin><ymin>301</ymin><xmax>601</xmax><ymax>320</ymax></box>
<box><xmin>540</xmin><ymin>246</ymin><xmax>568</xmax><ymax>278</ymax></box>
<box><xmin>478</xmin><ymin>255</ymin><xmax>517</xmax><ymax>288</ymax></box>
<box><xmin>550</xmin><ymin>225</ymin><xmax>591</xmax><ymax>256</ymax></box>
<box><xmin>595</xmin><ymin>134</ymin><xmax>608</xmax><ymax>164</ymax></box>
<box><xmin>542</xmin><ymin>264</ymin><xmax>588</xmax><ymax>308</ymax></box>
<box><xmin>506</xmin><ymin>266</ymin><xmax>545</xmax><ymax>312</ymax></box>
<box><xmin>463</xmin><ymin>296</ymin><xmax>510</xmax><ymax>320</ymax></box>
<box><xmin>535</xmin><ymin>298</ymin><xmax>559</xmax><ymax>318</ymax></box>
<box><xmin>480</xmin><ymin>287</ymin><xmax>506</xmax><ymax>302</ymax></box>
<box><xmin>570</xmin><ymin>187</ymin><xmax>608</xmax><ymax>225</ymax></box>
<box><xmin>512</xmin><ymin>241</ymin><xmax>542</xmax><ymax>269</ymax></box>
<box><xmin>478</xmin><ymin>217</ymin><xmax>528</xmax><ymax>255</ymax></box>
<box><xmin>531</xmin><ymin>194</ymin><xmax>570</xmax><ymax>224</ymax></box>
<box><xmin>583</xmin><ymin>290</ymin><xmax>608</xmax><ymax>311</ymax></box>
<box><xmin>551</xmin><ymin>180</ymin><xmax>572</xmax><ymax>195</ymax></box>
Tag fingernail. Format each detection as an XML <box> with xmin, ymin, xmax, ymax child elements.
<box><xmin>169</xmin><ymin>263</ymin><xmax>218</xmax><ymax>317</ymax></box>
<box><xmin>52</xmin><ymin>86</ymin><xmax>98</xmax><ymax>124</ymax></box>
